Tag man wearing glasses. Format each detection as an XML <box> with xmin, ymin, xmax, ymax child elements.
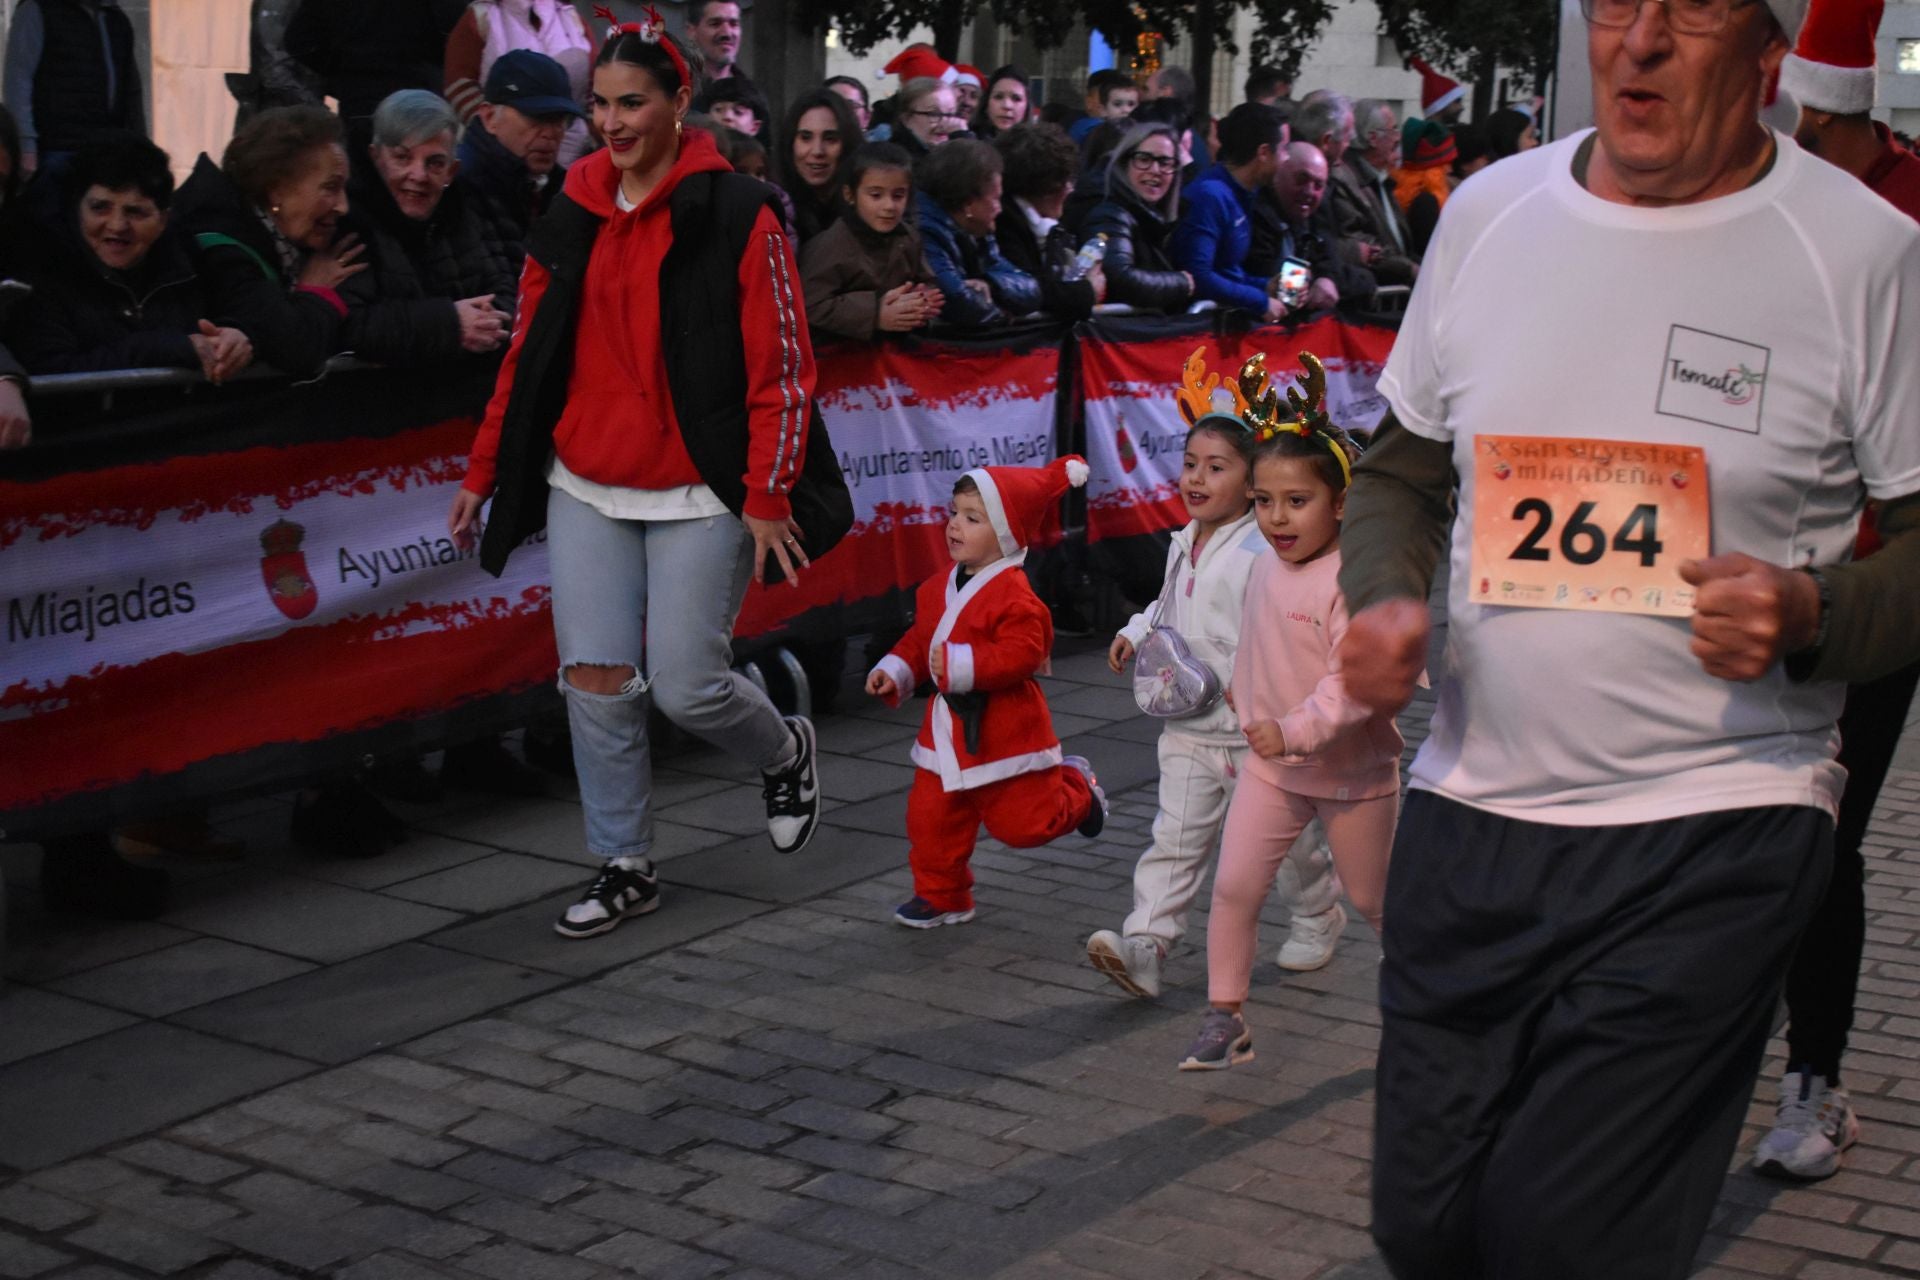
<box><xmin>1337</xmin><ymin>0</ymin><xmax>1920</xmax><ymax>1272</ymax></box>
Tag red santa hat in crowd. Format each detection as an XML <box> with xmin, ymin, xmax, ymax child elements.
<box><xmin>1780</xmin><ymin>0</ymin><xmax>1880</xmax><ymax>114</ymax></box>
<box><xmin>965</xmin><ymin>456</ymin><xmax>1090</xmax><ymax>558</ymax></box>
<box><xmin>1408</xmin><ymin>57</ymin><xmax>1464</xmax><ymax>117</ymax></box>
<box><xmin>953</xmin><ymin>63</ymin><xmax>985</xmax><ymax>89</ymax></box>
<box><xmin>879</xmin><ymin>44</ymin><xmax>959</xmax><ymax>84</ymax></box>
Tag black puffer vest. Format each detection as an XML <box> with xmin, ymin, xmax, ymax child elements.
<box><xmin>31</xmin><ymin>0</ymin><xmax>140</xmax><ymax>152</ymax></box>
<box><xmin>479</xmin><ymin>171</ymin><xmax>854</xmax><ymax>581</ymax></box>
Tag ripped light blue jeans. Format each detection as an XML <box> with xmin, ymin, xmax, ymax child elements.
<box><xmin>547</xmin><ymin>487</ymin><xmax>793</xmax><ymax>858</ymax></box>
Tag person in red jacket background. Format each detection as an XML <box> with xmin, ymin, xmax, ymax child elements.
<box><xmin>450</xmin><ymin>8</ymin><xmax>843</xmax><ymax>940</ymax></box>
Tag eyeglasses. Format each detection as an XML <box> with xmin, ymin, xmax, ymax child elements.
<box><xmin>906</xmin><ymin>109</ymin><xmax>965</xmax><ymax>121</ymax></box>
<box><xmin>1580</xmin><ymin>0</ymin><xmax>1761</xmax><ymax>34</ymax></box>
<box><xmin>1127</xmin><ymin>153</ymin><xmax>1179</xmax><ymax>173</ymax></box>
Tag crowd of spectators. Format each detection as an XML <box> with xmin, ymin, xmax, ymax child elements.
<box><xmin>0</xmin><ymin>0</ymin><xmax>1559</xmax><ymax>429</ymax></box>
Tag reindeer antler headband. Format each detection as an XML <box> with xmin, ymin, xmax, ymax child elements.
<box><xmin>593</xmin><ymin>4</ymin><xmax>692</xmax><ymax>91</ymax></box>
<box><xmin>1176</xmin><ymin>346</ymin><xmax>1352</xmax><ymax>487</ymax></box>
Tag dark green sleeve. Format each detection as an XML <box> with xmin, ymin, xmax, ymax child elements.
<box><xmin>1336</xmin><ymin>411</ymin><xmax>1456</xmax><ymax>612</ymax></box>
<box><xmin>1807</xmin><ymin>490</ymin><xmax>1920</xmax><ymax>683</ymax></box>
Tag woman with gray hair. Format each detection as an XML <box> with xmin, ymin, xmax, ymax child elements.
<box><xmin>1078</xmin><ymin>121</ymin><xmax>1193</xmax><ymax>313</ymax></box>
<box><xmin>340</xmin><ymin>88</ymin><xmax>519</xmax><ymax>366</ymax></box>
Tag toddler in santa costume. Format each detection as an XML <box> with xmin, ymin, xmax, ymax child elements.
<box><xmin>865</xmin><ymin>456</ymin><xmax>1109</xmax><ymax>927</ymax></box>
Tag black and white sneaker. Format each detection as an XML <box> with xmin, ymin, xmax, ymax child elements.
<box><xmin>763</xmin><ymin>716</ymin><xmax>821</xmax><ymax>854</ymax></box>
<box><xmin>553</xmin><ymin>861</ymin><xmax>660</xmax><ymax>939</ymax></box>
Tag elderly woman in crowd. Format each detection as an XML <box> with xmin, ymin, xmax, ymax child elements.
<box><xmin>914</xmin><ymin>138</ymin><xmax>1039</xmax><ymax>329</ymax></box>
<box><xmin>970</xmin><ymin>66</ymin><xmax>1031</xmax><ymax>141</ymax></box>
<box><xmin>776</xmin><ymin>88</ymin><xmax>863</xmax><ymax>244</ymax></box>
<box><xmin>991</xmin><ymin>123</ymin><xmax>1103</xmax><ymax>319</ymax></box>
<box><xmin>341</xmin><ymin>90</ymin><xmax>517</xmax><ymax>366</ymax></box>
<box><xmin>890</xmin><ymin>76</ymin><xmax>961</xmax><ymax>164</ymax></box>
<box><xmin>6</xmin><ymin>134</ymin><xmax>253</xmax><ymax>380</ymax></box>
<box><xmin>1078</xmin><ymin>121</ymin><xmax>1193</xmax><ymax>313</ymax></box>
<box><xmin>173</xmin><ymin>104</ymin><xmax>366</xmax><ymax>379</ymax></box>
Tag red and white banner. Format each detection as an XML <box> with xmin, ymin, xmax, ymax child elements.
<box><xmin>1079</xmin><ymin>317</ymin><xmax>1396</xmax><ymax>542</ymax></box>
<box><xmin>736</xmin><ymin>339</ymin><xmax>1059</xmax><ymax>638</ymax></box>
<box><xmin>1</xmin><ymin>340</ymin><xmax>1059</xmax><ymax>816</ymax></box>
<box><xmin>1</xmin><ymin>418</ymin><xmax>558</xmax><ymax>813</ymax></box>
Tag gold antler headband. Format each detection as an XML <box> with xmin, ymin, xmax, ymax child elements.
<box><xmin>1173</xmin><ymin>349</ymin><xmax>1351</xmax><ymax>487</ymax></box>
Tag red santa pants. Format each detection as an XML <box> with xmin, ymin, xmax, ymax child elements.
<box><xmin>906</xmin><ymin>764</ymin><xmax>1094</xmax><ymax>911</ymax></box>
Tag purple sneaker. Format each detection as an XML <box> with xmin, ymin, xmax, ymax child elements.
<box><xmin>1178</xmin><ymin>1009</ymin><xmax>1254</xmax><ymax>1071</ymax></box>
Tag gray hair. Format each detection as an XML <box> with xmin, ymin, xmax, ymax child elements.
<box><xmin>1354</xmin><ymin>98</ymin><xmax>1394</xmax><ymax>135</ymax></box>
<box><xmin>371</xmin><ymin>90</ymin><xmax>460</xmax><ymax>150</ymax></box>
<box><xmin>1292</xmin><ymin>93</ymin><xmax>1353</xmax><ymax>147</ymax></box>
<box><xmin>1105</xmin><ymin>120</ymin><xmax>1183</xmax><ymax>217</ymax></box>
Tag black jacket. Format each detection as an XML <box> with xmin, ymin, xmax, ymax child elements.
<box><xmin>5</xmin><ymin>214</ymin><xmax>208</xmax><ymax>374</ymax></box>
<box><xmin>1247</xmin><ymin>190</ymin><xmax>1376</xmax><ymax>307</ymax></box>
<box><xmin>993</xmin><ymin>202</ymin><xmax>1098</xmax><ymax>322</ymax></box>
<box><xmin>283</xmin><ymin>0</ymin><xmax>464</xmax><ymax>127</ymax></box>
<box><xmin>1081</xmin><ymin>184</ymin><xmax>1192</xmax><ymax>314</ymax></box>
<box><xmin>478</xmin><ymin>171</ymin><xmax>852</xmax><ymax>580</ymax></box>
<box><xmin>171</xmin><ymin>153</ymin><xmax>348</xmax><ymax>378</ymax></box>
<box><xmin>457</xmin><ymin>115</ymin><xmax>563</xmax><ymax>259</ymax></box>
<box><xmin>339</xmin><ymin>166</ymin><xmax>518</xmax><ymax>366</ymax></box>
<box><xmin>27</xmin><ymin>0</ymin><xmax>144</xmax><ymax>154</ymax></box>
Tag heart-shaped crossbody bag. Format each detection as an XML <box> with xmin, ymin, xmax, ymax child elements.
<box><xmin>1131</xmin><ymin>562</ymin><xmax>1224</xmax><ymax>719</ymax></box>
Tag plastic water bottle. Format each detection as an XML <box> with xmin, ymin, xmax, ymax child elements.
<box><xmin>1064</xmin><ymin>234</ymin><xmax>1108</xmax><ymax>282</ymax></box>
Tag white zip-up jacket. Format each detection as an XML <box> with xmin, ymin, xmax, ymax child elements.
<box><xmin>1117</xmin><ymin>510</ymin><xmax>1267</xmax><ymax>744</ymax></box>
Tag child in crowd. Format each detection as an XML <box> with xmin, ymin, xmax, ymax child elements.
<box><xmin>798</xmin><ymin>142</ymin><xmax>944</xmax><ymax>341</ymax></box>
<box><xmin>1086</xmin><ymin>350</ymin><xmax>1345</xmax><ymax>1000</ymax></box>
<box><xmin>694</xmin><ymin>77</ymin><xmax>770</xmax><ymax>138</ymax></box>
<box><xmin>866</xmin><ymin>457</ymin><xmax>1109</xmax><ymax>928</ymax></box>
<box><xmin>1180</xmin><ymin>353</ymin><xmax>1401</xmax><ymax>1071</ymax></box>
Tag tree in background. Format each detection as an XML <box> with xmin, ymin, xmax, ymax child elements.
<box><xmin>797</xmin><ymin>0</ymin><xmax>1337</xmax><ymax>109</ymax></box>
<box><xmin>1377</xmin><ymin>0</ymin><xmax>1555</xmax><ymax>118</ymax></box>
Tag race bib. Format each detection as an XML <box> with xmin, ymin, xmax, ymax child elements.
<box><xmin>1467</xmin><ymin>435</ymin><xmax>1710</xmax><ymax>618</ymax></box>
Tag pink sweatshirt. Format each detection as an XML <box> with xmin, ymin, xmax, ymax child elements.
<box><xmin>1232</xmin><ymin>546</ymin><xmax>1403</xmax><ymax>801</ymax></box>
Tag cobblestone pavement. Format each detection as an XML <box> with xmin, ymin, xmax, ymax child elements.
<box><xmin>5</xmin><ymin>640</ymin><xmax>1920</xmax><ymax>1278</ymax></box>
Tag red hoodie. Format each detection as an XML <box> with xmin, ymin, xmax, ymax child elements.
<box><xmin>463</xmin><ymin>130</ymin><xmax>815</xmax><ymax>521</ymax></box>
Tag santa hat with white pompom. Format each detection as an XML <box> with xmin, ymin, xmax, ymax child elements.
<box><xmin>1780</xmin><ymin>0</ymin><xmax>1880</xmax><ymax>115</ymax></box>
<box><xmin>964</xmin><ymin>455</ymin><xmax>1089</xmax><ymax>559</ymax></box>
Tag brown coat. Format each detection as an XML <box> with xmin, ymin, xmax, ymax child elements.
<box><xmin>798</xmin><ymin>215</ymin><xmax>936</xmax><ymax>342</ymax></box>
<box><xmin>1329</xmin><ymin>151</ymin><xmax>1419</xmax><ymax>287</ymax></box>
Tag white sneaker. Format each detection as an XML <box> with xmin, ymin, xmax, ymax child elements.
<box><xmin>1086</xmin><ymin>929</ymin><xmax>1162</xmax><ymax>998</ymax></box>
<box><xmin>1275</xmin><ymin>903</ymin><xmax>1345</xmax><ymax>972</ymax></box>
<box><xmin>1753</xmin><ymin>1069</ymin><xmax>1859</xmax><ymax>1181</ymax></box>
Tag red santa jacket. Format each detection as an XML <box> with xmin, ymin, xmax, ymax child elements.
<box><xmin>871</xmin><ymin>554</ymin><xmax>1062</xmax><ymax>792</ymax></box>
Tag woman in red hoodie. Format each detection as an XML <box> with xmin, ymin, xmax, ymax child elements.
<box><xmin>449</xmin><ymin>12</ymin><xmax>848</xmax><ymax>940</ymax></box>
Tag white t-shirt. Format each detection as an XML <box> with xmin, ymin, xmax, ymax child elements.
<box><xmin>545</xmin><ymin>184</ymin><xmax>732</xmax><ymax>523</ymax></box>
<box><xmin>1379</xmin><ymin>128</ymin><xmax>1920</xmax><ymax>825</ymax></box>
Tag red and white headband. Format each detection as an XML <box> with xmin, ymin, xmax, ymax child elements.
<box><xmin>593</xmin><ymin>4</ymin><xmax>692</xmax><ymax>89</ymax></box>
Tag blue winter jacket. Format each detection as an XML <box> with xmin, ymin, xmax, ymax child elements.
<box><xmin>1171</xmin><ymin>162</ymin><xmax>1270</xmax><ymax>313</ymax></box>
<box><xmin>915</xmin><ymin>191</ymin><xmax>1042</xmax><ymax>328</ymax></box>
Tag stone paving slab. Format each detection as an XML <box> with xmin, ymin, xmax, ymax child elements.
<box><xmin>2</xmin><ymin>634</ymin><xmax>1920</xmax><ymax>1276</ymax></box>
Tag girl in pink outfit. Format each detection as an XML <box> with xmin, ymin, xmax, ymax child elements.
<box><xmin>1179</xmin><ymin>370</ymin><xmax>1402</xmax><ymax>1072</ymax></box>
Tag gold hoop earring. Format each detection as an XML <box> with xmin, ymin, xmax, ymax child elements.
<box><xmin>270</xmin><ymin>203</ymin><xmax>281</xmax><ymax>214</ymax></box>
<box><xmin>675</xmin><ymin>117</ymin><xmax>684</xmax><ymax>139</ymax></box>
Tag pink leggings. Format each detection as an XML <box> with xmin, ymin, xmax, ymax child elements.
<box><xmin>1208</xmin><ymin>774</ymin><xmax>1397</xmax><ymax>1005</ymax></box>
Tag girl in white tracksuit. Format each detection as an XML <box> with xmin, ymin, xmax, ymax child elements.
<box><xmin>1085</xmin><ymin>417</ymin><xmax>1342</xmax><ymax>1000</ymax></box>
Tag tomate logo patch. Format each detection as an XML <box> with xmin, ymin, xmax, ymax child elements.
<box><xmin>1656</xmin><ymin>325</ymin><xmax>1769</xmax><ymax>434</ymax></box>
<box><xmin>260</xmin><ymin>518</ymin><xmax>318</xmax><ymax>620</ymax></box>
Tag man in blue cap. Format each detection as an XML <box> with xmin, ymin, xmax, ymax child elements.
<box><xmin>458</xmin><ymin>48</ymin><xmax>587</xmax><ymax>254</ymax></box>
